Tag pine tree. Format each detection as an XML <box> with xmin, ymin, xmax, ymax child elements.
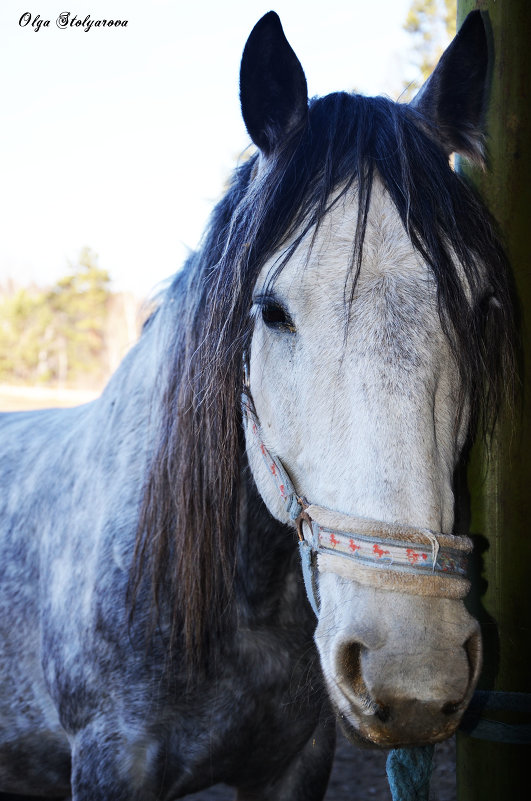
<box><xmin>0</xmin><ymin>248</ymin><xmax>112</xmax><ymax>387</ymax></box>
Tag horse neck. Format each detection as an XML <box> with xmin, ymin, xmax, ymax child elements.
<box><xmin>97</xmin><ymin>288</ymin><xmax>181</xmax><ymax>428</ymax></box>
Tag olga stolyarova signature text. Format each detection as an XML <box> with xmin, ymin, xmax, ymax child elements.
<box><xmin>19</xmin><ymin>11</ymin><xmax>129</xmax><ymax>33</ymax></box>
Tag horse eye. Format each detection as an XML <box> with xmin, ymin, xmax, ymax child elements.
<box><xmin>259</xmin><ymin>299</ymin><xmax>296</xmax><ymax>332</ymax></box>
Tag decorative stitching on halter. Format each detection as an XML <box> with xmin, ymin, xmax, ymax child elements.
<box><xmin>309</xmin><ymin>524</ymin><xmax>467</xmax><ymax>577</ymax></box>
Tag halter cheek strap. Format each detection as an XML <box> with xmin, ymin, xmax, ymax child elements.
<box><xmin>243</xmin><ymin>397</ymin><xmax>472</xmax><ymax>616</ymax></box>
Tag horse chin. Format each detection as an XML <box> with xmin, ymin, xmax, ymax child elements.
<box><xmin>337</xmin><ymin>712</ymin><xmax>458</xmax><ymax>750</ymax></box>
<box><xmin>329</xmin><ymin>692</ymin><xmax>461</xmax><ymax>750</ymax></box>
<box><xmin>334</xmin><ymin>711</ymin><xmax>385</xmax><ymax>750</ymax></box>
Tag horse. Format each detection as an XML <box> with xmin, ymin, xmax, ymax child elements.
<box><xmin>0</xmin><ymin>10</ymin><xmax>517</xmax><ymax>801</ymax></box>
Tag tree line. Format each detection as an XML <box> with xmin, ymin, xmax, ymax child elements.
<box><xmin>0</xmin><ymin>248</ymin><xmax>140</xmax><ymax>389</ymax></box>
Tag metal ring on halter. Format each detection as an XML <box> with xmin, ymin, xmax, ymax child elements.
<box><xmin>294</xmin><ymin>497</ymin><xmax>311</xmax><ymax>542</ymax></box>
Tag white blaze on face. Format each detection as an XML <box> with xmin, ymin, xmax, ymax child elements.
<box><xmin>245</xmin><ymin>177</ymin><xmax>480</xmax><ymax>747</ymax></box>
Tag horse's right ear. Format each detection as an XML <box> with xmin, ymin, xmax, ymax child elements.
<box><xmin>240</xmin><ymin>12</ymin><xmax>308</xmax><ymax>156</ymax></box>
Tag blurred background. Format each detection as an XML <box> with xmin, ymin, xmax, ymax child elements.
<box><xmin>0</xmin><ymin>0</ymin><xmax>455</xmax><ymax>407</ymax></box>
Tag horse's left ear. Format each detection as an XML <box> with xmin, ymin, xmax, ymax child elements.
<box><xmin>240</xmin><ymin>12</ymin><xmax>308</xmax><ymax>156</ymax></box>
<box><xmin>411</xmin><ymin>10</ymin><xmax>489</xmax><ymax>165</ymax></box>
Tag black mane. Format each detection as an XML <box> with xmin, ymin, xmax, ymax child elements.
<box><xmin>133</xmin><ymin>91</ymin><xmax>517</xmax><ymax>671</ymax></box>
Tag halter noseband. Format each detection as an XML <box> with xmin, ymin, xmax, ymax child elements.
<box><xmin>243</xmin><ymin>396</ymin><xmax>472</xmax><ymax>616</ymax></box>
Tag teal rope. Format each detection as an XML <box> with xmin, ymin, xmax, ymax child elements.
<box><xmin>386</xmin><ymin>745</ymin><xmax>434</xmax><ymax>801</ymax></box>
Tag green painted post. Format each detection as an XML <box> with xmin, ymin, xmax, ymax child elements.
<box><xmin>456</xmin><ymin>1</ymin><xmax>531</xmax><ymax>798</ymax></box>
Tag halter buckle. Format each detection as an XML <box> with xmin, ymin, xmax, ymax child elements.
<box><xmin>295</xmin><ymin>496</ymin><xmax>312</xmax><ymax>543</ymax></box>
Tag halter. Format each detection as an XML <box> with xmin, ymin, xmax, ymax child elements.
<box><xmin>243</xmin><ymin>396</ymin><xmax>472</xmax><ymax>616</ymax></box>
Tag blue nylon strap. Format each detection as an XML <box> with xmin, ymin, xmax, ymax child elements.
<box><xmin>459</xmin><ymin>690</ymin><xmax>531</xmax><ymax>744</ymax></box>
<box><xmin>298</xmin><ymin>540</ymin><xmax>319</xmax><ymax>617</ymax></box>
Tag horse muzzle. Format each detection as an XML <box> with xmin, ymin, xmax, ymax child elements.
<box><xmin>315</xmin><ymin>581</ymin><xmax>482</xmax><ymax>748</ymax></box>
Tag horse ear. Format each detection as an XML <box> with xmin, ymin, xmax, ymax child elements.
<box><xmin>240</xmin><ymin>11</ymin><xmax>308</xmax><ymax>156</ymax></box>
<box><xmin>410</xmin><ymin>10</ymin><xmax>489</xmax><ymax>165</ymax></box>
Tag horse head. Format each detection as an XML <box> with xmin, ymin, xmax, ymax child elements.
<box><xmin>240</xmin><ymin>11</ymin><xmax>510</xmax><ymax>748</ymax></box>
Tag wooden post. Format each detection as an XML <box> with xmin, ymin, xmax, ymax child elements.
<box><xmin>456</xmin><ymin>1</ymin><xmax>531</xmax><ymax>798</ymax></box>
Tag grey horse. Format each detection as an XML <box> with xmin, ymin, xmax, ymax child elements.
<box><xmin>0</xmin><ymin>11</ymin><xmax>516</xmax><ymax>801</ymax></box>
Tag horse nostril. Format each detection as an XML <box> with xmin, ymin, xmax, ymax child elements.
<box><xmin>338</xmin><ymin>642</ymin><xmax>365</xmax><ymax>694</ymax></box>
<box><xmin>338</xmin><ymin>642</ymin><xmax>372</xmax><ymax>706</ymax></box>
<box><xmin>338</xmin><ymin>642</ymin><xmax>361</xmax><ymax>685</ymax></box>
<box><xmin>441</xmin><ymin>631</ymin><xmax>482</xmax><ymax>716</ymax></box>
<box><xmin>337</xmin><ymin>641</ymin><xmax>384</xmax><ymax>717</ymax></box>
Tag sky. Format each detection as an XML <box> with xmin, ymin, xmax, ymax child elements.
<box><xmin>0</xmin><ymin>0</ymin><xmax>416</xmax><ymax>298</ymax></box>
